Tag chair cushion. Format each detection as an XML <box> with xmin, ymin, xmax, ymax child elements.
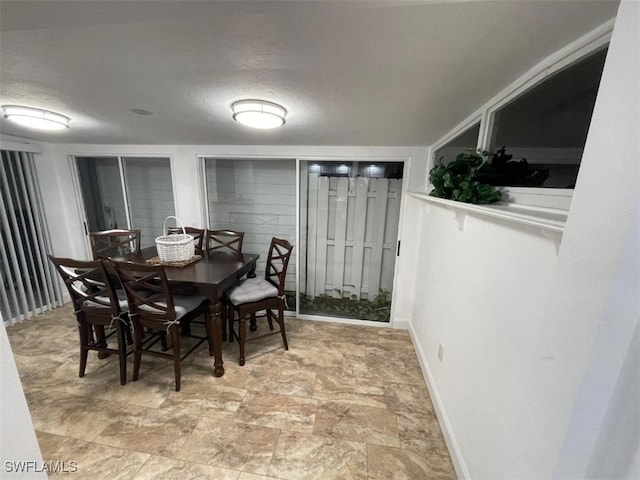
<box><xmin>138</xmin><ymin>295</ymin><xmax>208</xmax><ymax>320</ymax></box>
<box><xmin>83</xmin><ymin>289</ymin><xmax>129</xmax><ymax>311</ymax></box>
<box><xmin>228</xmin><ymin>278</ymin><xmax>278</xmax><ymax>306</ymax></box>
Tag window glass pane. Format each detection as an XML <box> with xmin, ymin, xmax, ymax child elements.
<box><xmin>488</xmin><ymin>47</ymin><xmax>607</xmax><ymax>188</ymax></box>
<box><xmin>433</xmin><ymin>123</ymin><xmax>480</xmax><ymax>166</ymax></box>
<box><xmin>123</xmin><ymin>157</ymin><xmax>175</xmax><ymax>248</ymax></box>
<box><xmin>204</xmin><ymin>158</ymin><xmax>296</xmax><ymax>309</ymax></box>
<box><xmin>299</xmin><ymin>160</ymin><xmax>404</xmax><ymax>322</ymax></box>
<box><xmin>76</xmin><ymin>157</ymin><xmax>127</xmax><ymax>232</ymax></box>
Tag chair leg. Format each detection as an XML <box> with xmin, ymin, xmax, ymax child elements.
<box><xmin>228</xmin><ymin>305</ymin><xmax>235</xmax><ymax>342</ymax></box>
<box><xmin>249</xmin><ymin>313</ymin><xmax>257</xmax><ymax>332</ymax></box>
<box><xmin>95</xmin><ymin>325</ymin><xmax>110</xmax><ymax>359</ymax></box>
<box><xmin>171</xmin><ymin>326</ymin><xmax>181</xmax><ymax>392</ymax></box>
<box><xmin>116</xmin><ymin>324</ymin><xmax>127</xmax><ymax>386</ymax></box>
<box><xmin>78</xmin><ymin>323</ymin><xmax>89</xmax><ymax>378</ymax></box>
<box><xmin>203</xmin><ymin>311</ymin><xmax>213</xmax><ymax>356</ymax></box>
<box><xmin>278</xmin><ymin>308</ymin><xmax>289</xmax><ymax>350</ymax></box>
<box><xmin>132</xmin><ymin>324</ymin><xmax>144</xmax><ymax>382</ymax></box>
<box><xmin>266</xmin><ymin>309</ymin><xmax>274</xmax><ymax>331</ymax></box>
<box><xmin>124</xmin><ymin>317</ymin><xmax>134</xmax><ymax>345</ymax></box>
<box><xmin>239</xmin><ymin>316</ymin><xmax>246</xmax><ymax>366</ymax></box>
<box><xmin>221</xmin><ymin>299</ymin><xmax>228</xmax><ymax>342</ymax></box>
<box><xmin>181</xmin><ymin>320</ymin><xmax>192</xmax><ymax>336</ymax></box>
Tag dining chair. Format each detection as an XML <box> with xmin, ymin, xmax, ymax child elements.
<box><xmin>227</xmin><ymin>237</ymin><xmax>293</xmax><ymax>366</ymax></box>
<box><xmin>108</xmin><ymin>259</ymin><xmax>211</xmax><ymax>391</ymax></box>
<box><xmin>205</xmin><ymin>229</ymin><xmax>244</xmax><ymax>255</ymax></box>
<box><xmin>205</xmin><ymin>229</ymin><xmax>245</xmax><ymax>340</ymax></box>
<box><xmin>167</xmin><ymin>226</ymin><xmax>205</xmax><ymax>253</ymax></box>
<box><xmin>48</xmin><ymin>255</ymin><xmax>130</xmax><ymax>385</ymax></box>
<box><xmin>90</xmin><ymin>229</ymin><xmax>141</xmax><ymax>259</ymax></box>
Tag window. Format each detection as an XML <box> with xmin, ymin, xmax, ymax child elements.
<box><xmin>488</xmin><ymin>47</ymin><xmax>608</xmax><ymax>188</ymax></box>
<box><xmin>123</xmin><ymin>157</ymin><xmax>175</xmax><ymax>246</ymax></box>
<box><xmin>76</xmin><ymin>156</ymin><xmax>175</xmax><ymax>248</ymax></box>
<box><xmin>203</xmin><ymin>158</ymin><xmax>296</xmax><ymax>308</ymax></box>
<box><xmin>433</xmin><ymin>122</ymin><xmax>481</xmax><ymax>166</ymax></box>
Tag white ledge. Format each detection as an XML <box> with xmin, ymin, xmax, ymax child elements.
<box><xmin>408</xmin><ymin>192</ymin><xmax>567</xmax><ymax>233</ymax></box>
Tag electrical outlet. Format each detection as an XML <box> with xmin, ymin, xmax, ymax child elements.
<box><xmin>438</xmin><ymin>343</ymin><xmax>444</xmax><ymax>362</ymax></box>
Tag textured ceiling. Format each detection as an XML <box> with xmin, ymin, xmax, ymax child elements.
<box><xmin>0</xmin><ymin>0</ymin><xmax>619</xmax><ymax>146</ymax></box>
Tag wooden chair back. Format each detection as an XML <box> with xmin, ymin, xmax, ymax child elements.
<box><xmin>90</xmin><ymin>229</ymin><xmax>141</xmax><ymax>259</ymax></box>
<box><xmin>265</xmin><ymin>237</ymin><xmax>293</xmax><ymax>295</ymax></box>
<box><xmin>109</xmin><ymin>261</ymin><xmax>176</xmax><ymax>324</ymax></box>
<box><xmin>167</xmin><ymin>226</ymin><xmax>205</xmax><ymax>252</ymax></box>
<box><xmin>206</xmin><ymin>229</ymin><xmax>244</xmax><ymax>255</ymax></box>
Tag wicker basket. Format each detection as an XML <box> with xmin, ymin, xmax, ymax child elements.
<box><xmin>155</xmin><ymin>216</ymin><xmax>195</xmax><ymax>263</ymax></box>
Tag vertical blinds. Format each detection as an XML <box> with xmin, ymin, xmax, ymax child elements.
<box><xmin>0</xmin><ymin>150</ymin><xmax>63</xmax><ymax>325</ymax></box>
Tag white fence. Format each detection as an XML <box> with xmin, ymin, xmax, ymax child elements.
<box><xmin>300</xmin><ymin>174</ymin><xmax>402</xmax><ymax>300</ymax></box>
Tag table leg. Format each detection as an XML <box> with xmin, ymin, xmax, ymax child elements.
<box><xmin>209</xmin><ymin>300</ymin><xmax>225</xmax><ymax>377</ymax></box>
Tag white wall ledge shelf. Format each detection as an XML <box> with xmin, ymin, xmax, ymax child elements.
<box><xmin>408</xmin><ymin>192</ymin><xmax>567</xmax><ymax>252</ymax></box>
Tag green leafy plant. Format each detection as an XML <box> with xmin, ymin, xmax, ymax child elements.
<box><xmin>477</xmin><ymin>147</ymin><xmax>549</xmax><ymax>187</ymax></box>
<box><xmin>300</xmin><ymin>290</ymin><xmax>391</xmax><ymax>322</ymax></box>
<box><xmin>429</xmin><ymin>149</ymin><xmax>502</xmax><ymax>204</ymax></box>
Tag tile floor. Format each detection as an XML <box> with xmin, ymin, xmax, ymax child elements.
<box><xmin>7</xmin><ymin>305</ymin><xmax>456</xmax><ymax>480</ymax></box>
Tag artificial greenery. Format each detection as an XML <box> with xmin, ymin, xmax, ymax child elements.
<box><xmin>477</xmin><ymin>147</ymin><xmax>549</xmax><ymax>187</ymax></box>
<box><xmin>429</xmin><ymin>147</ymin><xmax>550</xmax><ymax>204</ymax></box>
<box><xmin>429</xmin><ymin>149</ymin><xmax>502</xmax><ymax>204</ymax></box>
<box><xmin>300</xmin><ymin>289</ymin><xmax>391</xmax><ymax>322</ymax></box>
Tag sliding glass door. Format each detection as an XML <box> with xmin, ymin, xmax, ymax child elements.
<box><xmin>75</xmin><ymin>156</ymin><xmax>175</xmax><ymax>249</ymax></box>
<box><xmin>203</xmin><ymin>158</ymin><xmax>297</xmax><ymax>309</ymax></box>
<box><xmin>202</xmin><ymin>157</ymin><xmax>405</xmax><ymax>322</ymax></box>
<box><xmin>299</xmin><ymin>160</ymin><xmax>404</xmax><ymax>322</ymax></box>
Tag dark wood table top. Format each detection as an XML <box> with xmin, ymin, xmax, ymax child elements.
<box><xmin>146</xmin><ymin>247</ymin><xmax>257</xmax><ymax>283</ymax></box>
<box><xmin>114</xmin><ymin>246</ymin><xmax>259</xmax><ymax>298</ymax></box>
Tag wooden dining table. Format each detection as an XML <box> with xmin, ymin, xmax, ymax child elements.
<box><xmin>114</xmin><ymin>246</ymin><xmax>259</xmax><ymax>377</ymax></box>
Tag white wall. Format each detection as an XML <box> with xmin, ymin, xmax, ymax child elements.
<box><xmin>409</xmin><ymin>200</ymin><xmax>560</xmax><ymax>479</ymax></box>
<box><xmin>585</xmin><ymin>320</ymin><xmax>640</xmax><ymax>480</ymax></box>
<box><xmin>37</xmin><ymin>143</ymin><xmax>88</xmax><ymax>260</ymax></box>
<box><xmin>409</xmin><ymin>1</ymin><xmax>639</xmax><ymax>478</ymax></box>
<box><xmin>551</xmin><ymin>1</ymin><xmax>639</xmax><ymax>476</ymax></box>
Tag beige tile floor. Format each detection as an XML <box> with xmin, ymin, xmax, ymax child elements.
<box><xmin>7</xmin><ymin>305</ymin><xmax>456</xmax><ymax>480</ymax></box>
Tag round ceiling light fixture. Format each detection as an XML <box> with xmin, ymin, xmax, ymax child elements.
<box><xmin>231</xmin><ymin>99</ymin><xmax>287</xmax><ymax>129</ymax></box>
<box><xmin>2</xmin><ymin>105</ymin><xmax>70</xmax><ymax>131</ymax></box>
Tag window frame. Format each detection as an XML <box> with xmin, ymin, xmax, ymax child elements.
<box><xmin>431</xmin><ymin>118</ymin><xmax>482</xmax><ymax>167</ymax></box>
<box><xmin>428</xmin><ymin>20</ymin><xmax>613</xmax><ymax>211</ymax></box>
<box><xmin>70</xmin><ymin>154</ymin><xmax>177</xmax><ymax>255</ymax></box>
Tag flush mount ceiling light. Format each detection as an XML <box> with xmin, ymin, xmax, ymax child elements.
<box><xmin>2</xmin><ymin>105</ymin><xmax>70</xmax><ymax>131</ymax></box>
<box><xmin>231</xmin><ymin>99</ymin><xmax>287</xmax><ymax>129</ymax></box>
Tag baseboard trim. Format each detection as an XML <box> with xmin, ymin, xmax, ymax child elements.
<box><xmin>392</xmin><ymin>317</ymin><xmax>411</xmax><ymax>330</ymax></box>
<box><xmin>407</xmin><ymin>321</ymin><xmax>470</xmax><ymax>480</ymax></box>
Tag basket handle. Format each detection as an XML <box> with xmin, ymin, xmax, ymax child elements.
<box><xmin>163</xmin><ymin>216</ymin><xmax>186</xmax><ymax>235</ymax></box>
